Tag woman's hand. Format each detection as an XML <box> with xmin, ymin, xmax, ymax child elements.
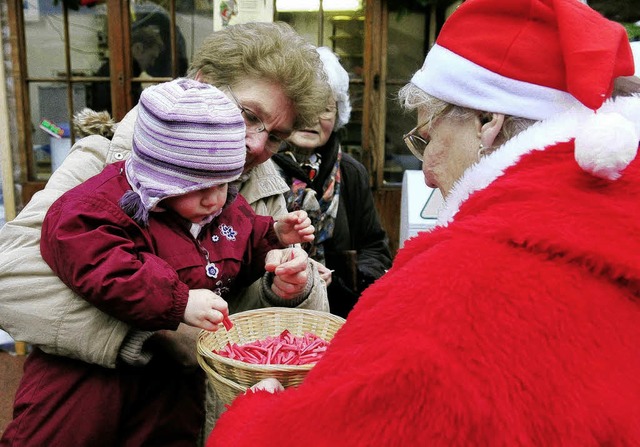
<box><xmin>265</xmin><ymin>246</ymin><xmax>311</xmax><ymax>299</ymax></box>
<box><xmin>315</xmin><ymin>260</ymin><xmax>333</xmax><ymax>287</ymax></box>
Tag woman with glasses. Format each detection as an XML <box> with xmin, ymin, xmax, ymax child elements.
<box><xmin>0</xmin><ymin>22</ymin><xmax>331</xmax><ymax>446</ymax></box>
<box><xmin>208</xmin><ymin>1</ymin><xmax>640</xmax><ymax>445</ymax></box>
<box><xmin>271</xmin><ymin>47</ymin><xmax>392</xmax><ymax>318</ymax></box>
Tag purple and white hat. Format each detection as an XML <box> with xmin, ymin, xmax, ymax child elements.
<box><xmin>120</xmin><ymin>78</ymin><xmax>246</xmax><ymax>225</ymax></box>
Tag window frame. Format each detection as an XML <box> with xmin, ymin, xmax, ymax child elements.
<box><xmin>6</xmin><ymin>0</ymin><xmax>182</xmax><ymax>201</ymax></box>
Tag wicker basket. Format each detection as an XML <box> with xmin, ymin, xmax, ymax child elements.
<box><xmin>197</xmin><ymin>307</ymin><xmax>345</xmax><ymax>390</ymax></box>
<box><xmin>197</xmin><ymin>353</ymin><xmax>247</xmax><ymax>406</ymax></box>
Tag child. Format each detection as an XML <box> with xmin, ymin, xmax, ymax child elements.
<box><xmin>24</xmin><ymin>78</ymin><xmax>313</xmax><ymax>445</ymax></box>
<box><xmin>41</xmin><ymin>77</ymin><xmax>314</xmax><ymax>333</ymax></box>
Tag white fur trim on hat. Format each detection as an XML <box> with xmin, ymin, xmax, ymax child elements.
<box><xmin>631</xmin><ymin>41</ymin><xmax>640</xmax><ymax>76</ymax></box>
<box><xmin>574</xmin><ymin>112</ymin><xmax>639</xmax><ymax>181</ymax></box>
<box><xmin>411</xmin><ymin>44</ymin><xmax>585</xmax><ymax>122</ymax></box>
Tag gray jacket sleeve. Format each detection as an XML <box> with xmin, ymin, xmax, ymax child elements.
<box><xmin>0</xmin><ymin>135</ymin><xmax>131</xmax><ymax>368</ymax></box>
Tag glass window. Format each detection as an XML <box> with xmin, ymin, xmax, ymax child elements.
<box><xmin>384</xmin><ymin>10</ymin><xmax>427</xmax><ymax>185</ymax></box>
<box><xmin>24</xmin><ymin>2</ymin><xmax>101</xmax><ymax>179</ymax></box>
<box><xmin>18</xmin><ymin>0</ymin><xmax>212</xmax><ymax>181</ymax></box>
<box><xmin>382</xmin><ymin>2</ymin><xmax>461</xmax><ymax>186</ymax></box>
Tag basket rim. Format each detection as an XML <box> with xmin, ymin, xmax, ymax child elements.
<box><xmin>221</xmin><ymin>307</ymin><xmax>346</xmax><ymax>322</ymax></box>
<box><xmin>197</xmin><ymin>353</ymin><xmax>248</xmax><ymax>393</ymax></box>
<box><xmin>197</xmin><ymin>307</ymin><xmax>345</xmax><ymax>373</ymax></box>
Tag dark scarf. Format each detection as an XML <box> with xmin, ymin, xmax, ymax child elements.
<box><xmin>273</xmin><ymin>133</ymin><xmax>342</xmax><ymax>265</ymax></box>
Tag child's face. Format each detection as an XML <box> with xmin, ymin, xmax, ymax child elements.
<box><xmin>162</xmin><ymin>184</ymin><xmax>229</xmax><ymax>224</ymax></box>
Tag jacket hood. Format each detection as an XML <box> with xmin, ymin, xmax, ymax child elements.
<box><xmin>73</xmin><ymin>108</ymin><xmax>118</xmax><ymax>139</ymax></box>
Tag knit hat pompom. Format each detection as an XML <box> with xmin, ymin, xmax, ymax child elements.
<box><xmin>122</xmin><ymin>78</ymin><xmax>246</xmax><ymax>226</ymax></box>
<box><xmin>575</xmin><ymin>112</ymin><xmax>639</xmax><ymax>181</ymax></box>
<box><xmin>120</xmin><ymin>190</ymin><xmax>149</xmax><ymax>225</ymax></box>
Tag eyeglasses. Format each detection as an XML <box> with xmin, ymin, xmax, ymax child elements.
<box><xmin>319</xmin><ymin>105</ymin><xmax>337</xmax><ymax>121</ymax></box>
<box><xmin>403</xmin><ymin>121</ymin><xmax>430</xmax><ymax>162</ymax></box>
<box><xmin>225</xmin><ymin>86</ymin><xmax>285</xmax><ymax>154</ymax></box>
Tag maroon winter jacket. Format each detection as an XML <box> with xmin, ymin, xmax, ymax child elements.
<box><xmin>40</xmin><ymin>161</ymin><xmax>280</xmax><ymax>331</ymax></box>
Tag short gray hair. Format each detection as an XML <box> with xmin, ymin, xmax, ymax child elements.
<box><xmin>398</xmin><ymin>82</ymin><xmax>535</xmax><ymax>144</ymax></box>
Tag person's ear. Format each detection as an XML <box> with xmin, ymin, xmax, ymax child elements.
<box><xmin>478</xmin><ymin>113</ymin><xmax>505</xmax><ymax>149</ymax></box>
<box><xmin>194</xmin><ymin>70</ymin><xmax>204</xmax><ymax>82</ymax></box>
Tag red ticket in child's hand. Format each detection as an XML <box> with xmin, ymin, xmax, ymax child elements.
<box><xmin>222</xmin><ymin>315</ymin><xmax>234</xmax><ymax>331</ymax></box>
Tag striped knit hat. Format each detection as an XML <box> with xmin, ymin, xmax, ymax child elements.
<box><xmin>120</xmin><ymin>78</ymin><xmax>246</xmax><ymax>225</ymax></box>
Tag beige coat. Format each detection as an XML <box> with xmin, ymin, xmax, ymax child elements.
<box><xmin>0</xmin><ymin>108</ymin><xmax>328</xmax><ymax>368</ymax></box>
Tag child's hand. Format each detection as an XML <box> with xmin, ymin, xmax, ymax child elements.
<box><xmin>183</xmin><ymin>289</ymin><xmax>229</xmax><ymax>331</ymax></box>
<box><xmin>274</xmin><ymin>210</ymin><xmax>315</xmax><ymax>245</ymax></box>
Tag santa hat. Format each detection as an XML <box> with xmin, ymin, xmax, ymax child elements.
<box><xmin>121</xmin><ymin>78</ymin><xmax>246</xmax><ymax>225</ymax></box>
<box><xmin>411</xmin><ymin>0</ymin><xmax>638</xmax><ymax>181</ymax></box>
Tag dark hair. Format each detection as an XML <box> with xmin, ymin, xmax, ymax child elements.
<box><xmin>131</xmin><ymin>26</ymin><xmax>164</xmax><ymax>52</ymax></box>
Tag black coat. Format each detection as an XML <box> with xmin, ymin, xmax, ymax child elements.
<box><xmin>273</xmin><ymin>133</ymin><xmax>392</xmax><ymax>317</ymax></box>
<box><xmin>90</xmin><ymin>59</ymin><xmax>144</xmax><ymax>114</ymax></box>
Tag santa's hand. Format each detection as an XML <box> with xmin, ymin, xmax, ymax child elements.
<box><xmin>250</xmin><ymin>378</ymin><xmax>284</xmax><ymax>394</ymax></box>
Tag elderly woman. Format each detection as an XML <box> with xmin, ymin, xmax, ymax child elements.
<box><xmin>0</xmin><ymin>22</ymin><xmax>330</xmax><ymax>447</ymax></box>
<box><xmin>272</xmin><ymin>47</ymin><xmax>392</xmax><ymax>318</ymax></box>
<box><xmin>207</xmin><ymin>1</ymin><xmax>640</xmax><ymax>445</ymax></box>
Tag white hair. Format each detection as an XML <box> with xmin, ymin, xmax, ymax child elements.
<box><xmin>316</xmin><ymin>47</ymin><xmax>352</xmax><ymax>130</ymax></box>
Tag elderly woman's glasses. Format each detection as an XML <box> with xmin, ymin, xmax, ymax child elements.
<box><xmin>225</xmin><ymin>86</ymin><xmax>285</xmax><ymax>154</ymax></box>
<box><xmin>403</xmin><ymin>121</ymin><xmax>430</xmax><ymax>162</ymax></box>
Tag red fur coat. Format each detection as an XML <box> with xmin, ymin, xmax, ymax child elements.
<box><xmin>208</xmin><ymin>97</ymin><xmax>640</xmax><ymax>446</ymax></box>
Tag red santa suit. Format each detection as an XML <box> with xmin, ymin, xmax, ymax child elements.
<box><xmin>207</xmin><ymin>94</ymin><xmax>640</xmax><ymax>446</ymax></box>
